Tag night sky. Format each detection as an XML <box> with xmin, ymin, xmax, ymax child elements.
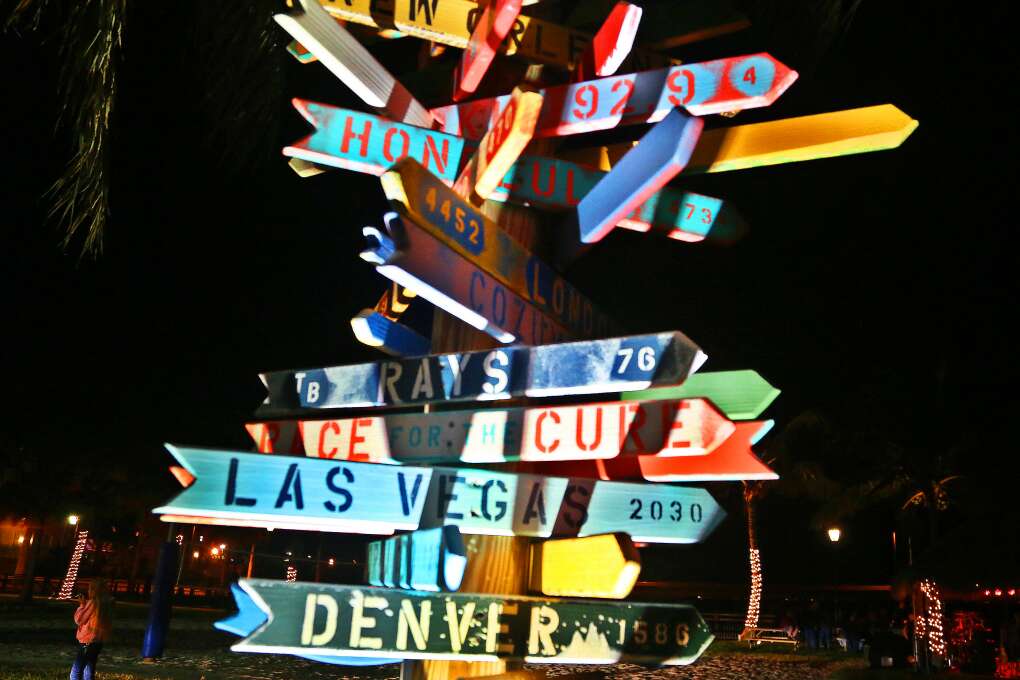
<box><xmin>2</xmin><ymin>2</ymin><xmax>1017</xmax><ymax>586</ymax></box>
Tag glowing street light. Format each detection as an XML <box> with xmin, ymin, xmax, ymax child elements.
<box><xmin>192</xmin><ymin>550</ymin><xmax>200</xmax><ymax>559</ymax></box>
<box><xmin>211</xmin><ymin>547</ymin><xmax>220</xmax><ymax>556</ymax></box>
<box><xmin>67</xmin><ymin>514</ymin><xmax>79</xmax><ymax>526</ymax></box>
<box><xmin>827</xmin><ymin>527</ymin><xmax>842</xmax><ymax>543</ymax></box>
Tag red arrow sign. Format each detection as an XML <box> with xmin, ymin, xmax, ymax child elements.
<box><xmin>533</xmin><ymin>421</ymin><xmax>777</xmax><ymax>482</ymax></box>
<box><xmin>452</xmin><ymin>0</ymin><xmax>523</xmax><ymax>102</ymax></box>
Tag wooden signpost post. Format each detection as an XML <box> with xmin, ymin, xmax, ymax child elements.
<box><xmin>256</xmin><ymin>331</ymin><xmax>705</xmax><ymax>416</ymax></box>
<box><xmin>155</xmin><ymin>446</ymin><xmax>725</xmax><ymax>544</ymax></box>
<box><xmin>274</xmin><ymin>0</ymin><xmax>434</xmax><ymax>127</ymax></box>
<box><xmin>430</xmin><ymin>53</ymin><xmax>797</xmax><ymax>139</ymax></box>
<box><xmin>251</xmin><ymin>397</ymin><xmax>736</xmax><ymax>463</ymax></box>
<box><xmin>227</xmin><ymin>579</ymin><xmax>714</xmax><ymax>664</ymax></box>
<box><xmin>284</xmin><ymin>100</ymin><xmax>737</xmax><ymax>242</ymax></box>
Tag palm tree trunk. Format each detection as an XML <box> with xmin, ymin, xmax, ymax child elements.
<box><xmin>743</xmin><ymin>484</ymin><xmax>763</xmax><ymax>631</ymax></box>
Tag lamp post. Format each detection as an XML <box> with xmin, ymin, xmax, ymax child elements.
<box><xmin>828</xmin><ymin>527</ymin><xmax>841</xmax><ymax>634</ymax></box>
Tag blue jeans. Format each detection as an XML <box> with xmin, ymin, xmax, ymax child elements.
<box><xmin>70</xmin><ymin>642</ymin><xmax>102</xmax><ymax>680</ymax></box>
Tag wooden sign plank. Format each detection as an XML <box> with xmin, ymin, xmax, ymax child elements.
<box><xmin>284</xmin><ymin>101</ymin><xmax>735</xmax><ymax>242</ymax></box>
<box><xmin>246</xmin><ymin>420</ymin><xmax>303</xmax><ymax>454</ymax></box>
<box><xmin>319</xmin><ymin>0</ymin><xmax>673</xmax><ymax>71</ymax></box>
<box><xmin>256</xmin><ymin>331</ymin><xmax>705</xmax><ymax>417</ymax></box>
<box><xmin>366</xmin><ymin>526</ymin><xmax>467</xmax><ymax>591</ymax></box>
<box><xmin>594</xmin><ymin>421</ymin><xmax>778</xmax><ymax>482</ymax></box>
<box><xmin>430</xmin><ymin>53</ymin><xmax>797</xmax><ymax>139</ymax></box>
<box><xmin>155</xmin><ymin>447</ymin><xmax>725</xmax><ymax>544</ymax></box>
<box><xmin>350</xmin><ymin>310</ymin><xmax>431</xmax><ymax>357</ymax></box>
<box><xmin>153</xmin><ymin>445</ymin><xmax>432</xmax><ymax>534</ymax></box>
<box><xmin>622</xmin><ymin>369</ymin><xmax>779</xmax><ymax>421</ymax></box>
<box><xmin>362</xmin><ymin>213</ymin><xmax>572</xmax><ymax>345</ymax></box>
<box><xmin>573</xmin><ymin>1</ymin><xmax>643</xmax><ymax>82</ymax></box>
<box><xmin>382</xmin><ymin>158</ymin><xmax>616</xmax><ymax>336</ymax></box>
<box><xmin>453</xmin><ymin>0</ymin><xmax>523</xmax><ymax>101</ymax></box>
<box><xmin>452</xmin><ymin>87</ymin><xmax>544</xmax><ymax>201</ymax></box>
<box><xmin>566</xmin><ymin>105</ymin><xmax>919</xmax><ymax>176</ymax></box>
<box><xmin>230</xmin><ymin>578</ymin><xmax>714</xmax><ymax>664</ymax></box>
<box><xmin>577</xmin><ymin>108</ymin><xmax>703</xmax><ymax>243</ymax></box>
<box><xmin>539</xmin><ymin>421</ymin><xmax>777</xmax><ymax>482</ymax></box>
<box><xmin>258</xmin><ymin>397</ymin><xmax>736</xmax><ymax>464</ymax></box>
<box><xmin>274</xmin><ymin>0</ymin><xmax>433</xmax><ymax>127</ymax></box>
<box><xmin>529</xmin><ymin>533</ymin><xmax>639</xmax><ymax>599</ymax></box>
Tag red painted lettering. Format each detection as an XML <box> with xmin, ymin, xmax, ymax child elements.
<box><xmin>534</xmin><ymin>410</ymin><xmax>561</xmax><ymax>454</ymax></box>
<box><xmin>383</xmin><ymin>127</ymin><xmax>410</xmax><ymax>163</ymax></box>
<box><xmin>575</xmin><ymin>407</ymin><xmax>603</xmax><ymax>452</ymax></box>
<box><xmin>423</xmin><ymin>136</ymin><xmax>450</xmax><ymax>176</ymax></box>
<box><xmin>347</xmin><ymin>418</ymin><xmax>373</xmax><ymax>461</ymax></box>
<box><xmin>318</xmin><ymin>421</ymin><xmax>341</xmax><ymax>458</ymax></box>
<box><xmin>340</xmin><ymin>117</ymin><xmax>372</xmax><ymax>157</ymax></box>
<box><xmin>531</xmin><ymin>163</ymin><xmax>556</xmax><ymax>198</ymax></box>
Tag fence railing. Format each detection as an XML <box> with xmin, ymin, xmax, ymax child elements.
<box><xmin>0</xmin><ymin>575</ymin><xmax>230</xmax><ymax>604</ymax></box>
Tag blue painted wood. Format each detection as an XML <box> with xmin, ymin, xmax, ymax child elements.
<box><xmin>255</xmin><ymin>329</ymin><xmax>704</xmax><ymax>417</ymax></box>
<box><xmin>578</xmin><ymin>108</ymin><xmax>704</xmax><ymax>243</ymax></box>
<box><xmin>154</xmin><ymin>447</ymin><xmax>723</xmax><ymax>544</ymax></box>
<box><xmin>350</xmin><ymin>310</ymin><xmax>430</xmax><ymax>357</ymax></box>
<box><xmin>154</xmin><ymin>446</ymin><xmax>432</xmax><ymax>533</ymax></box>
<box><xmin>361</xmin><ymin>213</ymin><xmax>572</xmax><ymax>346</ymax></box>
<box><xmin>217</xmin><ymin>583</ymin><xmax>395</xmax><ymax>666</ymax></box>
<box><xmin>366</xmin><ymin>527</ymin><xmax>466</xmax><ymax>592</ymax></box>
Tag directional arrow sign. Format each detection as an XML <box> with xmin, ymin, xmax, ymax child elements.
<box><xmin>381</xmin><ymin>158</ymin><xmax>616</xmax><ymax>337</ymax></box>
<box><xmin>350</xmin><ymin>310</ymin><xmax>430</xmax><ymax>357</ymax></box>
<box><xmin>283</xmin><ymin>101</ymin><xmax>735</xmax><ymax>242</ymax></box>
<box><xmin>572</xmin><ymin>1</ymin><xmax>643</xmax><ymax>81</ymax></box>
<box><xmin>154</xmin><ymin>447</ymin><xmax>724</xmax><ymax>544</ymax></box>
<box><xmin>261</xmin><ymin>397</ymin><xmax>735</xmax><ymax>464</ymax></box>
<box><xmin>319</xmin><ymin>0</ymin><xmax>674</xmax><ymax>71</ymax></box>
<box><xmin>246</xmin><ymin>420</ymin><xmax>303</xmax><ymax>454</ymax></box>
<box><xmin>256</xmin><ymin>331</ymin><xmax>705</xmax><ymax>416</ymax></box>
<box><xmin>452</xmin><ymin>0</ymin><xmax>523</xmax><ymax>101</ymax></box>
<box><xmin>362</xmin><ymin>213</ymin><xmax>572</xmax><ymax>345</ymax></box>
<box><xmin>593</xmin><ymin>421</ymin><xmax>778</xmax><ymax>482</ymax></box>
<box><xmin>566</xmin><ymin>104</ymin><xmax>920</xmax><ymax>176</ymax></box>
<box><xmin>540</xmin><ymin>421</ymin><xmax>777</xmax><ymax>482</ymax></box>
<box><xmin>154</xmin><ymin>446</ymin><xmax>432</xmax><ymax>534</ymax></box>
<box><xmin>430</xmin><ymin>53</ymin><xmax>797</xmax><ymax>139</ymax></box>
<box><xmin>529</xmin><ymin>533</ymin><xmax>640</xmax><ymax>599</ymax></box>
<box><xmin>622</xmin><ymin>370</ymin><xmax>779</xmax><ymax>421</ymax></box>
<box><xmin>577</xmin><ymin>107</ymin><xmax>703</xmax><ymax>243</ymax></box>
<box><xmin>230</xmin><ymin>578</ymin><xmax>714</xmax><ymax>664</ymax></box>
<box><xmin>452</xmin><ymin>86</ymin><xmax>544</xmax><ymax>201</ymax></box>
<box><xmin>274</xmin><ymin>0</ymin><xmax>433</xmax><ymax>127</ymax></box>
<box><xmin>366</xmin><ymin>526</ymin><xmax>467</xmax><ymax>591</ymax></box>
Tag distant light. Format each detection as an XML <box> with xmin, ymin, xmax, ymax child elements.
<box><xmin>67</xmin><ymin>514</ymin><xmax>79</xmax><ymax>526</ymax></box>
<box><xmin>827</xmin><ymin>527</ymin><xmax>842</xmax><ymax>543</ymax></box>
<box><xmin>17</xmin><ymin>536</ymin><xmax>25</xmax><ymax>545</ymax></box>
<box><xmin>199</xmin><ymin>535</ymin><xmax>204</xmax><ymax>542</ymax></box>
<box><xmin>306</xmin><ymin>554</ymin><xmax>312</xmax><ymax>559</ymax></box>
<box><xmin>193</xmin><ymin>550</ymin><xmax>200</xmax><ymax>558</ymax></box>
<box><xmin>995</xmin><ymin>589</ymin><xmax>1003</xmax><ymax>597</ymax></box>
<box><xmin>219</xmin><ymin>543</ymin><xmax>226</xmax><ymax>550</ymax></box>
<box><xmin>175</xmin><ymin>534</ymin><xmax>184</xmax><ymax>546</ymax></box>
<box><xmin>211</xmin><ymin>547</ymin><xmax>220</xmax><ymax>556</ymax></box>
<box><xmin>985</xmin><ymin>589</ymin><xmax>991</xmax><ymax>596</ymax></box>
<box><xmin>1009</xmin><ymin>589</ymin><xmax>1016</xmax><ymax>596</ymax></box>
<box><xmin>328</xmin><ymin>558</ymin><xmax>335</xmax><ymax>566</ymax></box>
<box><xmin>286</xmin><ymin>551</ymin><xmax>292</xmax><ymax>556</ymax></box>
<box><xmin>266</xmin><ymin>527</ymin><xmax>274</xmax><ymax>532</ymax></box>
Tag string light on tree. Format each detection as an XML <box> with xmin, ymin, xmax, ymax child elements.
<box><xmin>57</xmin><ymin>530</ymin><xmax>89</xmax><ymax>600</ymax></box>
<box><xmin>920</xmin><ymin>579</ymin><xmax>946</xmax><ymax>658</ymax></box>
<box><xmin>743</xmin><ymin>548</ymin><xmax>762</xmax><ymax>629</ymax></box>
<box><xmin>286</xmin><ymin>564</ymin><xmax>298</xmax><ymax>582</ymax></box>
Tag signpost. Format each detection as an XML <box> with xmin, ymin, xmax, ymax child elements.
<box><xmin>452</xmin><ymin>87</ymin><xmax>544</xmax><ymax>201</ymax></box>
<box><xmin>274</xmin><ymin>0</ymin><xmax>434</xmax><ymax>127</ymax></box>
<box><xmin>565</xmin><ymin>104</ymin><xmax>920</xmax><ymax>176</ymax></box>
<box><xmin>430</xmin><ymin>53</ymin><xmax>797</xmax><ymax>139</ymax></box>
<box><xmin>452</xmin><ymin>0</ymin><xmax>523</xmax><ymax>101</ymax></box>
<box><xmin>155</xmin><ymin>447</ymin><xmax>725</xmax><ymax>544</ymax></box>
<box><xmin>362</xmin><ymin>213</ymin><xmax>572</xmax><ymax>345</ymax></box>
<box><xmin>577</xmin><ymin>108</ymin><xmax>703</xmax><ymax>243</ymax></box>
<box><xmin>622</xmin><ymin>369</ymin><xmax>780</xmax><ymax>421</ymax></box>
<box><xmin>529</xmin><ymin>533</ymin><xmax>640</xmax><ymax>599</ymax></box>
<box><xmin>254</xmin><ymin>396</ymin><xmax>736</xmax><ymax>463</ymax></box>
<box><xmin>255</xmin><ymin>331</ymin><xmax>705</xmax><ymax>417</ymax></box>
<box><xmin>319</xmin><ymin>0</ymin><xmax>674</xmax><ymax>71</ymax></box>
<box><xmin>381</xmin><ymin>159</ymin><xmax>616</xmax><ymax>336</ymax></box>
<box><xmin>572</xmin><ymin>1</ymin><xmax>643</xmax><ymax>81</ymax></box>
<box><xmin>228</xmin><ymin>578</ymin><xmax>714</xmax><ymax>664</ymax></box>
<box><xmin>350</xmin><ymin>281</ymin><xmax>430</xmax><ymax>357</ymax></box>
<box><xmin>284</xmin><ymin>100</ymin><xmax>737</xmax><ymax>242</ymax></box>
<box><xmin>366</xmin><ymin>526</ymin><xmax>467</xmax><ymax>591</ymax></box>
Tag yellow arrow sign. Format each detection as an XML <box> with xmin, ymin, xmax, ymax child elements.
<box><xmin>529</xmin><ymin>533</ymin><xmax>641</xmax><ymax>599</ymax></box>
<box><xmin>564</xmin><ymin>104</ymin><xmax>919</xmax><ymax>175</ymax></box>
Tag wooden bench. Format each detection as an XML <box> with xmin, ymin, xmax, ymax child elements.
<box><xmin>740</xmin><ymin>627</ymin><xmax>800</xmax><ymax>649</ymax></box>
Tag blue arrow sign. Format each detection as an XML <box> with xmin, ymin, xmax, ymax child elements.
<box><xmin>256</xmin><ymin>331</ymin><xmax>705</xmax><ymax>418</ymax></box>
<box><xmin>350</xmin><ymin>310</ymin><xmax>430</xmax><ymax>357</ymax></box>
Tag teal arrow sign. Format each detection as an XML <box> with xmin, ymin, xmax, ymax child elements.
<box><xmin>230</xmin><ymin>579</ymin><xmax>714</xmax><ymax>665</ymax></box>
<box><xmin>154</xmin><ymin>447</ymin><xmax>724</xmax><ymax>544</ymax></box>
<box><xmin>622</xmin><ymin>370</ymin><xmax>780</xmax><ymax>420</ymax></box>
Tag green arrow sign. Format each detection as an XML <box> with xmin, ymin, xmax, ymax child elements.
<box><xmin>622</xmin><ymin>370</ymin><xmax>779</xmax><ymax>420</ymax></box>
<box><xmin>232</xmin><ymin>579</ymin><xmax>714</xmax><ymax>665</ymax></box>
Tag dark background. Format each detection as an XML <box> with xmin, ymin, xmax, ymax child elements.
<box><xmin>1</xmin><ymin>1</ymin><xmax>1017</xmax><ymax>588</ymax></box>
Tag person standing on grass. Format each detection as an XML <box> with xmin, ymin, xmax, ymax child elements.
<box><xmin>70</xmin><ymin>578</ymin><xmax>113</xmax><ymax>680</ymax></box>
